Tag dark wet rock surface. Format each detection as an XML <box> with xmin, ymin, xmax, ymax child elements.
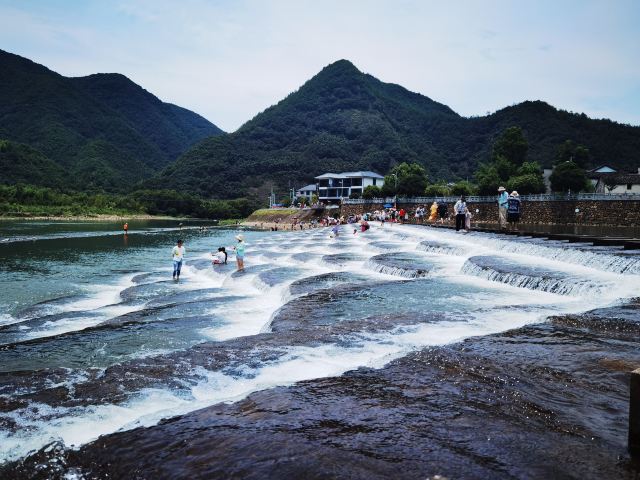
<box><xmin>4</xmin><ymin>302</ymin><xmax>640</xmax><ymax>479</ymax></box>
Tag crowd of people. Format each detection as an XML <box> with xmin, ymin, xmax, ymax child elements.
<box><xmin>167</xmin><ymin>186</ymin><xmax>524</xmax><ymax>279</ymax></box>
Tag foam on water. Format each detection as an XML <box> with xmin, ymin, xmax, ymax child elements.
<box><xmin>0</xmin><ymin>305</ymin><xmax>556</xmax><ymax>463</ymax></box>
<box><xmin>1</xmin><ymin>223</ymin><xmax>639</xmax><ymax>464</ymax></box>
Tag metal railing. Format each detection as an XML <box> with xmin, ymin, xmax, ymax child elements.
<box><xmin>342</xmin><ymin>193</ymin><xmax>640</xmax><ymax>205</ymax></box>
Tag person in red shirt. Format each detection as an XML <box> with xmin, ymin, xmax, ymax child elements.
<box><xmin>398</xmin><ymin>209</ymin><xmax>406</xmax><ymax>224</ymax></box>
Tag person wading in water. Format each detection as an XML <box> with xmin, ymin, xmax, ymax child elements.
<box><xmin>172</xmin><ymin>239</ymin><xmax>185</xmax><ymax>281</ymax></box>
<box><xmin>234</xmin><ymin>234</ymin><xmax>246</xmax><ymax>272</ymax></box>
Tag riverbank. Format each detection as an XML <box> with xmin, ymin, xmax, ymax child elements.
<box><xmin>243</xmin><ymin>207</ymin><xmax>328</xmax><ymax>230</ymax></box>
<box><xmin>0</xmin><ymin>214</ymin><xmax>190</xmax><ymax>221</ymax></box>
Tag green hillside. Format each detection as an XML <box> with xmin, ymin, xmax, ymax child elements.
<box><xmin>0</xmin><ymin>140</ymin><xmax>67</xmax><ymax>188</ymax></box>
<box><xmin>0</xmin><ymin>49</ymin><xmax>223</xmax><ymax>191</ymax></box>
<box><xmin>154</xmin><ymin>59</ymin><xmax>640</xmax><ymax>199</ymax></box>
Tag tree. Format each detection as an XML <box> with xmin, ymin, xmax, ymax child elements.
<box><xmin>506</xmin><ymin>161</ymin><xmax>545</xmax><ymax>194</ymax></box>
<box><xmin>383</xmin><ymin>162</ymin><xmax>429</xmax><ymax>197</ymax></box>
<box><xmin>549</xmin><ymin>161</ymin><xmax>589</xmax><ymax>192</ymax></box>
<box><xmin>450</xmin><ymin>180</ymin><xmax>477</xmax><ymax>196</ymax></box>
<box><xmin>555</xmin><ymin>140</ymin><xmax>575</xmax><ymax>164</ymax></box>
<box><xmin>475</xmin><ymin>163</ymin><xmax>502</xmax><ymax>196</ymax></box>
<box><xmin>507</xmin><ymin>174</ymin><xmax>545</xmax><ymax>195</ymax></box>
<box><xmin>493</xmin><ymin>126</ymin><xmax>528</xmax><ymax>166</ymax></box>
<box><xmin>555</xmin><ymin>140</ymin><xmax>591</xmax><ymax>169</ymax></box>
<box><xmin>573</xmin><ymin>145</ymin><xmax>590</xmax><ymax>169</ymax></box>
<box><xmin>362</xmin><ymin>185</ymin><xmax>382</xmax><ymax>199</ymax></box>
<box><xmin>604</xmin><ymin>175</ymin><xmax>618</xmax><ymax>194</ymax></box>
<box><xmin>424</xmin><ymin>182</ymin><xmax>450</xmax><ymax>197</ymax></box>
<box><xmin>278</xmin><ymin>196</ymin><xmax>292</xmax><ymax>207</ymax></box>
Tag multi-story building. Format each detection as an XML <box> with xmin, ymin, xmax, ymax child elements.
<box><xmin>315</xmin><ymin>171</ymin><xmax>384</xmax><ymax>202</ymax></box>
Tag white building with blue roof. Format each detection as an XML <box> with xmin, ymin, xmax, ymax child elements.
<box><xmin>314</xmin><ymin>171</ymin><xmax>384</xmax><ymax>201</ymax></box>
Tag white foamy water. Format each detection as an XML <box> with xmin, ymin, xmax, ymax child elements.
<box><xmin>1</xmin><ymin>223</ymin><xmax>639</xmax><ymax>464</ymax></box>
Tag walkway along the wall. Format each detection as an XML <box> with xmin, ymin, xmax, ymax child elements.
<box><xmin>340</xmin><ymin>198</ymin><xmax>640</xmax><ymax>227</ymax></box>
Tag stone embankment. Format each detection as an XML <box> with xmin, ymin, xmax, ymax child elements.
<box><xmin>341</xmin><ymin>199</ymin><xmax>640</xmax><ymax>227</ymax></box>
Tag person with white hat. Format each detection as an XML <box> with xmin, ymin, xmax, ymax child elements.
<box><xmin>234</xmin><ymin>234</ymin><xmax>246</xmax><ymax>271</ymax></box>
<box><xmin>497</xmin><ymin>186</ymin><xmax>509</xmax><ymax>229</ymax></box>
<box><xmin>507</xmin><ymin>191</ymin><xmax>521</xmax><ymax>231</ymax></box>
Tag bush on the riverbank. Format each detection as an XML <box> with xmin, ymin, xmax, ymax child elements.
<box><xmin>0</xmin><ymin>184</ymin><xmax>260</xmax><ymax>219</ymax></box>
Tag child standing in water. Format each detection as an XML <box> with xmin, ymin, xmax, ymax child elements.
<box><xmin>172</xmin><ymin>239</ymin><xmax>185</xmax><ymax>281</ymax></box>
<box><xmin>234</xmin><ymin>235</ymin><xmax>245</xmax><ymax>271</ymax></box>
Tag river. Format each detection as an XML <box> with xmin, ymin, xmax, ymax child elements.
<box><xmin>0</xmin><ymin>220</ymin><xmax>639</xmax><ymax>478</ymax></box>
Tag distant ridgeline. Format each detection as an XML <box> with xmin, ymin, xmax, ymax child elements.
<box><xmin>2</xmin><ymin>49</ymin><xmax>640</xmax><ymax>203</ymax></box>
<box><xmin>152</xmin><ymin>59</ymin><xmax>640</xmax><ymax>200</ymax></box>
<box><xmin>0</xmin><ymin>49</ymin><xmax>223</xmax><ymax>191</ymax></box>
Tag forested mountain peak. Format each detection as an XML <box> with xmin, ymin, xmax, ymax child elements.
<box><xmin>0</xmin><ymin>49</ymin><xmax>223</xmax><ymax>191</ymax></box>
<box><xmin>159</xmin><ymin>60</ymin><xmax>640</xmax><ymax>200</ymax></box>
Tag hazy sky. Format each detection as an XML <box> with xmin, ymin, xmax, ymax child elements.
<box><xmin>1</xmin><ymin>0</ymin><xmax>639</xmax><ymax>132</ymax></box>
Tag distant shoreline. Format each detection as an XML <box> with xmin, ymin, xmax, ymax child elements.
<box><xmin>0</xmin><ymin>214</ymin><xmax>192</xmax><ymax>221</ymax></box>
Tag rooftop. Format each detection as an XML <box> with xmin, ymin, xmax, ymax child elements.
<box><xmin>314</xmin><ymin>171</ymin><xmax>384</xmax><ymax>180</ymax></box>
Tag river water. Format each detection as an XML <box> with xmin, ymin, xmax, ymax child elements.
<box><xmin>0</xmin><ymin>220</ymin><xmax>639</xmax><ymax>478</ymax></box>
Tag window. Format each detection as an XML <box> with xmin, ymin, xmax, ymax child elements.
<box><xmin>350</xmin><ymin>178</ymin><xmax>362</xmax><ymax>187</ymax></box>
<box><xmin>628</xmin><ymin>184</ymin><xmax>633</xmax><ymax>190</ymax></box>
<box><xmin>373</xmin><ymin>179</ymin><xmax>377</xmax><ymax>186</ymax></box>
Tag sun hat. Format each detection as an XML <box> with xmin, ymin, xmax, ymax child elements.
<box><xmin>511</xmin><ymin>191</ymin><xmax>519</xmax><ymax>196</ymax></box>
<box><xmin>236</xmin><ymin>234</ymin><xmax>244</xmax><ymax>241</ymax></box>
<box><xmin>498</xmin><ymin>186</ymin><xmax>506</xmax><ymax>192</ymax></box>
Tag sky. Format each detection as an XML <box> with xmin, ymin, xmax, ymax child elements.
<box><xmin>1</xmin><ymin>0</ymin><xmax>639</xmax><ymax>132</ymax></box>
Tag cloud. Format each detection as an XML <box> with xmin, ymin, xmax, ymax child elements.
<box><xmin>0</xmin><ymin>0</ymin><xmax>639</xmax><ymax>129</ymax></box>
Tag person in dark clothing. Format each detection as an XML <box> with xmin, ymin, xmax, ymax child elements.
<box><xmin>437</xmin><ymin>202</ymin><xmax>448</xmax><ymax>224</ymax></box>
<box><xmin>507</xmin><ymin>191</ymin><xmax>521</xmax><ymax>231</ymax></box>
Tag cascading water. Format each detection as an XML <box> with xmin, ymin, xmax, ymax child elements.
<box><xmin>0</xmin><ymin>220</ymin><xmax>638</xmax><ymax>478</ymax></box>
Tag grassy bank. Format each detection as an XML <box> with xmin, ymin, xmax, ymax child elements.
<box><xmin>244</xmin><ymin>207</ymin><xmax>326</xmax><ymax>229</ymax></box>
<box><xmin>0</xmin><ymin>184</ymin><xmax>261</xmax><ymax>219</ymax></box>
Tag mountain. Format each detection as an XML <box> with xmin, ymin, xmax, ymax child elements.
<box><xmin>0</xmin><ymin>49</ymin><xmax>223</xmax><ymax>190</ymax></box>
<box><xmin>154</xmin><ymin>59</ymin><xmax>640</xmax><ymax>199</ymax></box>
<box><xmin>0</xmin><ymin>139</ymin><xmax>67</xmax><ymax>188</ymax></box>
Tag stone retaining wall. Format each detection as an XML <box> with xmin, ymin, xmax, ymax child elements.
<box><xmin>340</xmin><ymin>200</ymin><xmax>640</xmax><ymax>226</ymax></box>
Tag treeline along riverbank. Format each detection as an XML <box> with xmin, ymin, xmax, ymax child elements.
<box><xmin>0</xmin><ymin>184</ymin><xmax>260</xmax><ymax>219</ymax></box>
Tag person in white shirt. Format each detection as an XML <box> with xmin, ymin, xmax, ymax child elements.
<box><xmin>454</xmin><ymin>196</ymin><xmax>467</xmax><ymax>232</ymax></box>
<box><xmin>172</xmin><ymin>239</ymin><xmax>185</xmax><ymax>280</ymax></box>
<box><xmin>212</xmin><ymin>247</ymin><xmax>227</xmax><ymax>265</ymax></box>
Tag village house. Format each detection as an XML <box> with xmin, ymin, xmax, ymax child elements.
<box><xmin>314</xmin><ymin>171</ymin><xmax>384</xmax><ymax>202</ymax></box>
